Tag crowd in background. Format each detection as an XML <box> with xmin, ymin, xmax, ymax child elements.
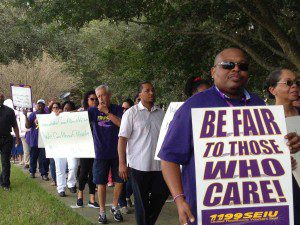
<box><xmin>1</xmin><ymin>47</ymin><xmax>300</xmax><ymax>225</ymax></box>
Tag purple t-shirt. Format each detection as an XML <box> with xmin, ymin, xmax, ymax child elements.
<box><xmin>28</xmin><ymin>111</ymin><xmax>48</xmax><ymax>148</ymax></box>
<box><xmin>158</xmin><ymin>86</ymin><xmax>265</xmax><ymax>224</ymax></box>
<box><xmin>88</xmin><ymin>104</ymin><xmax>123</xmax><ymax>159</ymax></box>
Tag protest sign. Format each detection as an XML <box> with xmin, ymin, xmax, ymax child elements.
<box><xmin>154</xmin><ymin>102</ymin><xmax>183</xmax><ymax>160</ymax></box>
<box><xmin>192</xmin><ymin>106</ymin><xmax>294</xmax><ymax>225</ymax></box>
<box><xmin>286</xmin><ymin>116</ymin><xmax>300</xmax><ymax>187</ymax></box>
<box><xmin>37</xmin><ymin>112</ymin><xmax>95</xmax><ymax>158</ymax></box>
<box><xmin>10</xmin><ymin>84</ymin><xmax>33</xmax><ymax>111</ymax></box>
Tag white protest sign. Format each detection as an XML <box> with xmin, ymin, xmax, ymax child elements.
<box><xmin>37</xmin><ymin>112</ymin><xmax>95</xmax><ymax>158</ymax></box>
<box><xmin>192</xmin><ymin>106</ymin><xmax>293</xmax><ymax>225</ymax></box>
<box><xmin>154</xmin><ymin>102</ymin><xmax>183</xmax><ymax>160</ymax></box>
<box><xmin>10</xmin><ymin>84</ymin><xmax>33</xmax><ymax>111</ymax></box>
<box><xmin>286</xmin><ymin>116</ymin><xmax>300</xmax><ymax>187</ymax></box>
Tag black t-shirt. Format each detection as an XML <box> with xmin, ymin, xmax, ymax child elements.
<box><xmin>0</xmin><ymin>105</ymin><xmax>17</xmax><ymax>136</ymax></box>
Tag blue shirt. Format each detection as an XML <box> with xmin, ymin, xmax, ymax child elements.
<box><xmin>88</xmin><ymin>104</ymin><xmax>123</xmax><ymax>159</ymax></box>
<box><xmin>28</xmin><ymin>111</ymin><xmax>48</xmax><ymax>148</ymax></box>
<box><xmin>158</xmin><ymin>86</ymin><xmax>265</xmax><ymax>224</ymax></box>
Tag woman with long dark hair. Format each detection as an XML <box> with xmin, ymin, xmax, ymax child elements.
<box><xmin>77</xmin><ymin>90</ymin><xmax>99</xmax><ymax>208</ymax></box>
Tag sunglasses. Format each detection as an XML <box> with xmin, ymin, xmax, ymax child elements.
<box><xmin>277</xmin><ymin>80</ymin><xmax>300</xmax><ymax>87</ymax></box>
<box><xmin>52</xmin><ymin>106</ymin><xmax>59</xmax><ymax>109</ymax></box>
<box><xmin>89</xmin><ymin>98</ymin><xmax>98</xmax><ymax>101</ymax></box>
<box><xmin>215</xmin><ymin>61</ymin><xmax>249</xmax><ymax>71</ymax></box>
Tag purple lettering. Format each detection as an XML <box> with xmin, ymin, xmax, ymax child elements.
<box><xmin>203</xmin><ymin>183</ymin><xmax>222</xmax><ymax>206</ymax></box>
<box><xmin>204</xmin><ymin>161</ymin><xmax>236</xmax><ymax>179</ymax></box>
<box><xmin>222</xmin><ymin>182</ymin><xmax>241</xmax><ymax>205</ymax></box>
<box><xmin>233</xmin><ymin>110</ymin><xmax>242</xmax><ymax>136</ymax></box>
<box><xmin>216</xmin><ymin>110</ymin><xmax>227</xmax><ymax>137</ymax></box>
<box><xmin>243</xmin><ymin>109</ymin><xmax>259</xmax><ymax>135</ymax></box>
<box><xmin>200</xmin><ymin>111</ymin><xmax>216</xmax><ymax>138</ymax></box>
<box><xmin>239</xmin><ymin>160</ymin><xmax>261</xmax><ymax>178</ymax></box>
<box><xmin>262</xmin><ymin>158</ymin><xmax>285</xmax><ymax>176</ymax></box>
<box><xmin>260</xmin><ymin>109</ymin><xmax>281</xmax><ymax>135</ymax></box>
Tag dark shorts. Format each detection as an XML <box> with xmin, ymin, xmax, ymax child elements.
<box><xmin>93</xmin><ymin>158</ymin><xmax>123</xmax><ymax>185</ymax></box>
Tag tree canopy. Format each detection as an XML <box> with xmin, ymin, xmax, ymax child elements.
<box><xmin>1</xmin><ymin>0</ymin><xmax>298</xmax><ymax>103</ymax></box>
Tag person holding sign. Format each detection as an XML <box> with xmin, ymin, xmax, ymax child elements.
<box><xmin>0</xmin><ymin>92</ymin><xmax>20</xmax><ymax>191</ymax></box>
<box><xmin>88</xmin><ymin>85</ymin><xmax>123</xmax><ymax>224</ymax></box>
<box><xmin>266</xmin><ymin>68</ymin><xmax>300</xmax><ymax>225</ymax></box>
<box><xmin>24</xmin><ymin>99</ymin><xmax>50</xmax><ymax>181</ymax></box>
<box><xmin>158</xmin><ymin>48</ymin><xmax>300</xmax><ymax>225</ymax></box>
<box><xmin>54</xmin><ymin>101</ymin><xmax>78</xmax><ymax>197</ymax></box>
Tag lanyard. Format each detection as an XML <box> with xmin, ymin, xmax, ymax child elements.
<box><xmin>214</xmin><ymin>86</ymin><xmax>248</xmax><ymax>107</ymax></box>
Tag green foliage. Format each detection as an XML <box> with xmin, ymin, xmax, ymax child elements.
<box><xmin>2</xmin><ymin>0</ymin><xmax>298</xmax><ymax>104</ymax></box>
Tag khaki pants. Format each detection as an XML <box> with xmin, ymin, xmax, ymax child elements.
<box><xmin>21</xmin><ymin>137</ymin><xmax>30</xmax><ymax>166</ymax></box>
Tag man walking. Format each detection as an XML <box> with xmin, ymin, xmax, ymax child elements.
<box><xmin>0</xmin><ymin>92</ymin><xmax>20</xmax><ymax>191</ymax></box>
<box><xmin>24</xmin><ymin>99</ymin><xmax>50</xmax><ymax>180</ymax></box>
<box><xmin>118</xmin><ymin>82</ymin><xmax>169</xmax><ymax>225</ymax></box>
<box><xmin>88</xmin><ymin>85</ymin><xmax>124</xmax><ymax>224</ymax></box>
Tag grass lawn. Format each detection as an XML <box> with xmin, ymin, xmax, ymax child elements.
<box><xmin>0</xmin><ymin>165</ymin><xmax>93</xmax><ymax>225</ymax></box>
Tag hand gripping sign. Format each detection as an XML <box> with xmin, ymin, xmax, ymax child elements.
<box><xmin>192</xmin><ymin>106</ymin><xmax>294</xmax><ymax>225</ymax></box>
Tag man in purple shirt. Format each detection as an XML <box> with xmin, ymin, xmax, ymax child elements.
<box><xmin>24</xmin><ymin>99</ymin><xmax>50</xmax><ymax>181</ymax></box>
<box><xmin>158</xmin><ymin>48</ymin><xmax>300</xmax><ymax>225</ymax></box>
<box><xmin>88</xmin><ymin>85</ymin><xmax>124</xmax><ymax>224</ymax></box>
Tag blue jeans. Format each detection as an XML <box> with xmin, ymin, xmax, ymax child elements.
<box><xmin>50</xmin><ymin>158</ymin><xmax>56</xmax><ymax>181</ymax></box>
<box><xmin>29</xmin><ymin>147</ymin><xmax>49</xmax><ymax>176</ymax></box>
<box><xmin>119</xmin><ymin>178</ymin><xmax>133</xmax><ymax>207</ymax></box>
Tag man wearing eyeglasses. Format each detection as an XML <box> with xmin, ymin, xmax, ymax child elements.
<box><xmin>158</xmin><ymin>48</ymin><xmax>300</xmax><ymax>225</ymax></box>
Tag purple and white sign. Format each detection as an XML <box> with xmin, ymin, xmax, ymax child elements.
<box><xmin>192</xmin><ymin>106</ymin><xmax>294</xmax><ymax>225</ymax></box>
<box><xmin>10</xmin><ymin>84</ymin><xmax>33</xmax><ymax>111</ymax></box>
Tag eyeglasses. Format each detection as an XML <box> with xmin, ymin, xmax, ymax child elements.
<box><xmin>89</xmin><ymin>98</ymin><xmax>98</xmax><ymax>101</ymax></box>
<box><xmin>215</xmin><ymin>61</ymin><xmax>249</xmax><ymax>71</ymax></box>
<box><xmin>122</xmin><ymin>107</ymin><xmax>129</xmax><ymax>111</ymax></box>
<box><xmin>277</xmin><ymin>80</ymin><xmax>300</xmax><ymax>87</ymax></box>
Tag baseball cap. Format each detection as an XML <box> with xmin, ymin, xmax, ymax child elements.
<box><xmin>37</xmin><ymin>99</ymin><xmax>46</xmax><ymax>104</ymax></box>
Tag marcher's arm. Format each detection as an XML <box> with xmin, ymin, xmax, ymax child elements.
<box><xmin>13</xmin><ymin>124</ymin><xmax>20</xmax><ymax>146</ymax></box>
<box><xmin>161</xmin><ymin>160</ymin><xmax>195</xmax><ymax>225</ymax></box>
<box><xmin>107</xmin><ymin>113</ymin><xmax>121</xmax><ymax>127</ymax></box>
<box><xmin>23</xmin><ymin>110</ymin><xmax>32</xmax><ymax>129</ymax></box>
<box><xmin>118</xmin><ymin>136</ymin><xmax>128</xmax><ymax>180</ymax></box>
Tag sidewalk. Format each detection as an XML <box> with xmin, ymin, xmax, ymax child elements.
<box><xmin>17</xmin><ymin>164</ymin><xmax>179</xmax><ymax>225</ymax></box>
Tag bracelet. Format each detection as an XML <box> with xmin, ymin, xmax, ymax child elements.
<box><xmin>173</xmin><ymin>193</ymin><xmax>185</xmax><ymax>202</ymax></box>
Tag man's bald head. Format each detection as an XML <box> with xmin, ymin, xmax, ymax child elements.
<box><xmin>214</xmin><ymin>48</ymin><xmax>248</xmax><ymax>65</ymax></box>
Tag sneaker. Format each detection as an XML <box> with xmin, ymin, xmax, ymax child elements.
<box><xmin>120</xmin><ymin>206</ymin><xmax>129</xmax><ymax>214</ymax></box>
<box><xmin>126</xmin><ymin>198</ymin><xmax>133</xmax><ymax>207</ymax></box>
<box><xmin>30</xmin><ymin>173</ymin><xmax>35</xmax><ymax>178</ymax></box>
<box><xmin>42</xmin><ymin>175</ymin><xmax>49</xmax><ymax>181</ymax></box>
<box><xmin>88</xmin><ymin>201</ymin><xmax>100</xmax><ymax>208</ymax></box>
<box><xmin>24</xmin><ymin>165</ymin><xmax>29</xmax><ymax>169</ymax></box>
<box><xmin>110</xmin><ymin>207</ymin><xmax>123</xmax><ymax>222</ymax></box>
<box><xmin>76</xmin><ymin>198</ymin><xmax>83</xmax><ymax>207</ymax></box>
<box><xmin>69</xmin><ymin>186</ymin><xmax>77</xmax><ymax>194</ymax></box>
<box><xmin>98</xmin><ymin>213</ymin><xmax>108</xmax><ymax>224</ymax></box>
<box><xmin>107</xmin><ymin>182</ymin><xmax>114</xmax><ymax>187</ymax></box>
<box><xmin>3</xmin><ymin>186</ymin><xmax>10</xmax><ymax>191</ymax></box>
<box><xmin>58</xmin><ymin>191</ymin><xmax>66</xmax><ymax>197</ymax></box>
